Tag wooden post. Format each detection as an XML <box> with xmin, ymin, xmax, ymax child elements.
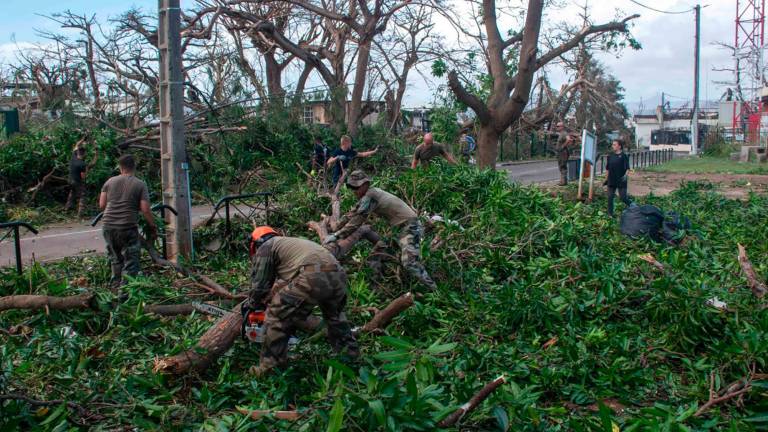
<box><xmin>158</xmin><ymin>0</ymin><xmax>193</xmax><ymax>261</ymax></box>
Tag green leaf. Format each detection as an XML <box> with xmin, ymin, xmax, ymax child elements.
<box><xmin>425</xmin><ymin>341</ymin><xmax>457</xmax><ymax>355</ymax></box>
<box><xmin>745</xmin><ymin>413</ymin><xmax>768</xmax><ymax>423</ymax></box>
<box><xmin>379</xmin><ymin>336</ymin><xmax>414</xmax><ymax>350</ymax></box>
<box><xmin>493</xmin><ymin>406</ymin><xmax>510</xmax><ymax>431</ymax></box>
<box><xmin>327</xmin><ymin>397</ymin><xmax>345</xmax><ymax>432</ymax></box>
<box><xmin>374</xmin><ymin>350</ymin><xmax>411</xmax><ymax>362</ymax></box>
<box><xmin>39</xmin><ymin>403</ymin><xmax>67</xmax><ymax>426</ymax></box>
<box><xmin>369</xmin><ymin>399</ymin><xmax>386</xmax><ymax>426</ymax></box>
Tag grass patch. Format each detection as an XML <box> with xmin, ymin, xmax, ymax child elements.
<box><xmin>643</xmin><ymin>156</ymin><xmax>768</xmax><ymax>175</ymax></box>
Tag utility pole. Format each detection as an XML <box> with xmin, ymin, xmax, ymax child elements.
<box><xmin>158</xmin><ymin>0</ymin><xmax>193</xmax><ymax>261</ymax></box>
<box><xmin>691</xmin><ymin>4</ymin><xmax>701</xmax><ymax>155</ymax></box>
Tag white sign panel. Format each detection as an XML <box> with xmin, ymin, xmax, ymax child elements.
<box><xmin>580</xmin><ymin>130</ymin><xmax>597</xmax><ymax>164</ymax></box>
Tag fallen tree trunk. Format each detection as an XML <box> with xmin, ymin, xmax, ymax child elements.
<box><xmin>236</xmin><ymin>407</ymin><xmax>305</xmax><ymax>421</ymax></box>
<box><xmin>0</xmin><ymin>293</ymin><xmax>96</xmax><ymax>312</ymax></box>
<box><xmin>153</xmin><ymin>304</ymin><xmax>243</xmax><ymax>375</ymax></box>
<box><xmin>361</xmin><ymin>292</ymin><xmax>414</xmax><ymax>333</ymax></box>
<box><xmin>437</xmin><ymin>375</ymin><xmax>507</xmax><ymax>428</ymax></box>
<box><xmin>737</xmin><ymin>244</ymin><xmax>767</xmax><ymax>298</ymax></box>
<box><xmin>144</xmin><ymin>303</ymin><xmax>196</xmax><ymax>316</ymax></box>
<box><xmin>154</xmin><ymin>292</ymin><xmax>414</xmax><ymax>375</ymax></box>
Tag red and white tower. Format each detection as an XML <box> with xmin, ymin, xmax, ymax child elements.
<box><xmin>734</xmin><ymin>0</ymin><xmax>766</xmax><ymax>142</ymax></box>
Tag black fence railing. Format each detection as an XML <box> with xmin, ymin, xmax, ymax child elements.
<box><xmin>0</xmin><ymin>221</ymin><xmax>39</xmax><ymax>274</ymax></box>
<box><xmin>91</xmin><ymin>204</ymin><xmax>177</xmax><ymax>260</ymax></box>
<box><xmin>567</xmin><ymin>149</ymin><xmax>674</xmax><ymax>180</ymax></box>
<box><xmin>208</xmin><ymin>192</ymin><xmax>273</xmax><ymax>238</ymax></box>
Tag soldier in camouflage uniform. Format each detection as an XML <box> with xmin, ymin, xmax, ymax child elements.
<box><xmin>98</xmin><ymin>155</ymin><xmax>157</xmax><ymax>289</ymax></box>
<box><xmin>555</xmin><ymin>122</ymin><xmax>574</xmax><ymax>186</ymax></box>
<box><xmin>323</xmin><ymin>170</ymin><xmax>437</xmax><ymax>291</ymax></box>
<box><xmin>245</xmin><ymin>226</ymin><xmax>359</xmax><ymax>377</ymax></box>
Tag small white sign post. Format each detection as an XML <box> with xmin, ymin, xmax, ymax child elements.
<box><xmin>577</xmin><ymin>130</ymin><xmax>597</xmax><ymax>201</ymax></box>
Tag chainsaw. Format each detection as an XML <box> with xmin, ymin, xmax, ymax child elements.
<box><xmin>191</xmin><ymin>302</ymin><xmax>299</xmax><ymax>347</ymax></box>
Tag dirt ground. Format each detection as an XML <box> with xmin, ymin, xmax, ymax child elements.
<box><xmin>628</xmin><ymin>172</ymin><xmax>768</xmax><ymax>199</ymax></box>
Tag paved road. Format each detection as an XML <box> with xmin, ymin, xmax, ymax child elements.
<box><xmin>500</xmin><ymin>160</ymin><xmax>560</xmax><ymax>184</ymax></box>
<box><xmin>0</xmin><ymin>206</ymin><xmax>215</xmax><ymax>268</ymax></box>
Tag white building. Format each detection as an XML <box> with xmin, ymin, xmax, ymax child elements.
<box><xmin>633</xmin><ymin>102</ymin><xmax>725</xmax><ymax>152</ymax></box>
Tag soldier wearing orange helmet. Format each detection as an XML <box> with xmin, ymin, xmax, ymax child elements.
<box><xmin>244</xmin><ymin>226</ymin><xmax>358</xmax><ymax>376</ymax></box>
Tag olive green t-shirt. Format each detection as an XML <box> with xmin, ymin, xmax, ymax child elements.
<box><xmin>101</xmin><ymin>175</ymin><xmax>150</xmax><ymax>229</ymax></box>
<box><xmin>413</xmin><ymin>142</ymin><xmax>447</xmax><ymax>165</ymax></box>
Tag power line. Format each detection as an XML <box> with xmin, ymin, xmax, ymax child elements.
<box><xmin>627</xmin><ymin>0</ymin><xmax>693</xmax><ymax>15</ymax></box>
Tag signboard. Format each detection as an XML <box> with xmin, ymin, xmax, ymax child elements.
<box><xmin>581</xmin><ymin>130</ymin><xmax>597</xmax><ymax>164</ymax></box>
<box><xmin>577</xmin><ymin>129</ymin><xmax>597</xmax><ymax>201</ymax></box>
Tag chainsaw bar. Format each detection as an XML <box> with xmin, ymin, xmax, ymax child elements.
<box><xmin>191</xmin><ymin>302</ymin><xmax>230</xmax><ymax>317</ymax></box>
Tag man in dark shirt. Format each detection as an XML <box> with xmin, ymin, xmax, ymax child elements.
<box><xmin>310</xmin><ymin>137</ymin><xmax>329</xmax><ymax>172</ymax></box>
<box><xmin>65</xmin><ymin>147</ymin><xmax>87</xmax><ymax>217</ymax></box>
<box><xmin>99</xmin><ymin>154</ymin><xmax>158</xmax><ymax>288</ymax></box>
<box><xmin>326</xmin><ymin>135</ymin><xmax>378</xmax><ymax>185</ymax></box>
<box><xmin>604</xmin><ymin>139</ymin><xmax>632</xmax><ymax>217</ymax></box>
<box><xmin>411</xmin><ymin>132</ymin><xmax>457</xmax><ymax>168</ymax></box>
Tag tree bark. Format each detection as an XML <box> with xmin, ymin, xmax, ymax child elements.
<box><xmin>236</xmin><ymin>408</ymin><xmax>304</xmax><ymax>421</ymax></box>
<box><xmin>360</xmin><ymin>292</ymin><xmax>413</xmax><ymax>333</ymax></box>
<box><xmin>476</xmin><ymin>126</ymin><xmax>500</xmax><ymax>168</ymax></box>
<box><xmin>153</xmin><ymin>304</ymin><xmax>243</xmax><ymax>375</ymax></box>
<box><xmin>348</xmin><ymin>38</ymin><xmax>373</xmax><ymax>137</ymax></box>
<box><xmin>144</xmin><ymin>303</ymin><xmax>196</xmax><ymax>316</ymax></box>
<box><xmin>437</xmin><ymin>375</ymin><xmax>507</xmax><ymax>427</ymax></box>
<box><xmin>737</xmin><ymin>244</ymin><xmax>767</xmax><ymax>298</ymax></box>
<box><xmin>0</xmin><ymin>294</ymin><xmax>96</xmax><ymax>312</ymax></box>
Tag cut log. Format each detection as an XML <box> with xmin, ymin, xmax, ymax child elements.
<box><xmin>153</xmin><ymin>305</ymin><xmax>243</xmax><ymax>375</ymax></box>
<box><xmin>0</xmin><ymin>293</ymin><xmax>96</xmax><ymax>312</ymax></box>
<box><xmin>236</xmin><ymin>407</ymin><xmax>304</xmax><ymax>421</ymax></box>
<box><xmin>361</xmin><ymin>292</ymin><xmax>414</xmax><ymax>333</ymax></box>
<box><xmin>144</xmin><ymin>303</ymin><xmax>196</xmax><ymax>316</ymax></box>
<box><xmin>737</xmin><ymin>244</ymin><xmax>767</xmax><ymax>298</ymax></box>
<box><xmin>437</xmin><ymin>375</ymin><xmax>507</xmax><ymax>428</ymax></box>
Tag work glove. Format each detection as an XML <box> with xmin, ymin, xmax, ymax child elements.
<box><xmin>323</xmin><ymin>234</ymin><xmax>338</xmax><ymax>245</ymax></box>
<box><xmin>337</xmin><ymin>155</ymin><xmax>349</xmax><ymax>162</ymax></box>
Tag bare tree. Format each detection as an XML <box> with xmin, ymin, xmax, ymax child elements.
<box><xmin>443</xmin><ymin>0</ymin><xmax>638</xmax><ymax>169</ymax></box>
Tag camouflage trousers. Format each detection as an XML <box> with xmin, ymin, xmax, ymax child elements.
<box><xmin>102</xmin><ymin>227</ymin><xmax>142</xmax><ymax>288</ymax></box>
<box><xmin>65</xmin><ymin>183</ymin><xmax>85</xmax><ymax>217</ymax></box>
<box><xmin>372</xmin><ymin>218</ymin><xmax>436</xmax><ymax>290</ymax></box>
<box><xmin>260</xmin><ymin>268</ymin><xmax>358</xmax><ymax>370</ymax></box>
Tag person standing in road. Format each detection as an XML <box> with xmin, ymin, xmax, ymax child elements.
<box><xmin>555</xmin><ymin>122</ymin><xmax>574</xmax><ymax>186</ymax></box>
<box><xmin>604</xmin><ymin>139</ymin><xmax>632</xmax><ymax>217</ymax></box>
<box><xmin>326</xmin><ymin>135</ymin><xmax>378</xmax><ymax>185</ymax></box>
<box><xmin>65</xmin><ymin>147</ymin><xmax>87</xmax><ymax>218</ymax></box>
<box><xmin>99</xmin><ymin>154</ymin><xmax>158</xmax><ymax>289</ymax></box>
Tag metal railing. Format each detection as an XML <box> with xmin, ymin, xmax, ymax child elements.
<box><xmin>208</xmin><ymin>192</ymin><xmax>273</xmax><ymax>238</ymax></box>
<box><xmin>0</xmin><ymin>221</ymin><xmax>39</xmax><ymax>274</ymax></box>
<box><xmin>568</xmin><ymin>149</ymin><xmax>674</xmax><ymax>180</ymax></box>
<box><xmin>90</xmin><ymin>204</ymin><xmax>177</xmax><ymax>260</ymax></box>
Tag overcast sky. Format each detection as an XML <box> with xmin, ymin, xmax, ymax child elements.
<box><xmin>0</xmin><ymin>0</ymin><xmax>736</xmax><ymax>112</ymax></box>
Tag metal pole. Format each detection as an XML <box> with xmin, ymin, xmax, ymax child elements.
<box><xmin>159</xmin><ymin>0</ymin><xmax>192</xmax><ymax>261</ymax></box>
<box><xmin>691</xmin><ymin>4</ymin><xmax>701</xmax><ymax>155</ymax></box>
<box><xmin>14</xmin><ymin>226</ymin><xmax>21</xmax><ymax>274</ymax></box>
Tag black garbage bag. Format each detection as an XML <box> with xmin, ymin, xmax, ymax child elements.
<box><xmin>662</xmin><ymin>211</ymin><xmax>692</xmax><ymax>244</ymax></box>
<box><xmin>620</xmin><ymin>204</ymin><xmax>664</xmax><ymax>242</ymax></box>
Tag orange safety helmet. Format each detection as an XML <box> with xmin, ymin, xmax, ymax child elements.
<box><xmin>249</xmin><ymin>226</ymin><xmax>278</xmax><ymax>256</ymax></box>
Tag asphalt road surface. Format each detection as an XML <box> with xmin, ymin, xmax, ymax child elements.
<box><xmin>0</xmin><ymin>206</ymin><xmax>215</xmax><ymax>268</ymax></box>
<box><xmin>500</xmin><ymin>160</ymin><xmax>560</xmax><ymax>184</ymax></box>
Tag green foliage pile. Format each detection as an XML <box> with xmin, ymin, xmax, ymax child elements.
<box><xmin>2</xmin><ymin>165</ymin><xmax>767</xmax><ymax>430</ymax></box>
